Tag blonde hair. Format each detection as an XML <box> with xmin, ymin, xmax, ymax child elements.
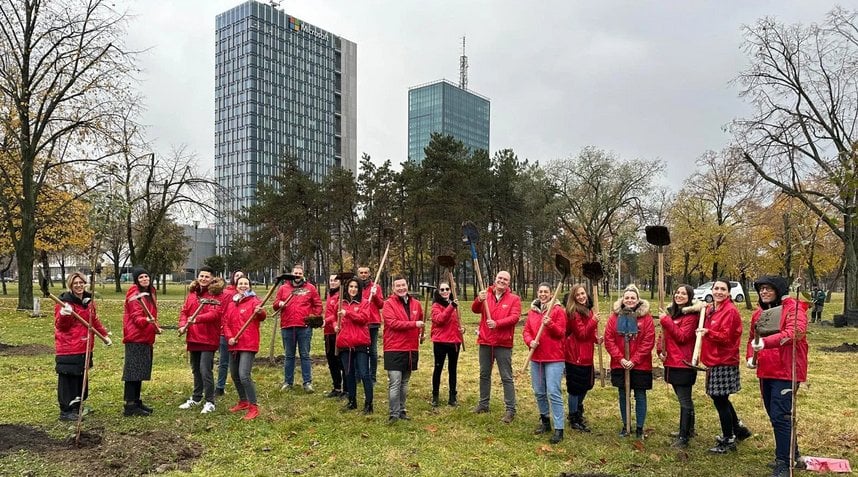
<box><xmin>66</xmin><ymin>272</ymin><xmax>87</xmax><ymax>291</ymax></box>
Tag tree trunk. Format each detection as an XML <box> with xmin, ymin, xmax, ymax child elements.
<box><xmin>15</xmin><ymin>240</ymin><xmax>35</xmax><ymax>310</ymax></box>
<box><xmin>844</xmin><ymin>217</ymin><xmax>858</xmax><ymax>314</ymax></box>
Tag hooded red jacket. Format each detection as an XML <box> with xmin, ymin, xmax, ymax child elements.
<box><xmin>430</xmin><ymin>299</ymin><xmax>463</xmax><ymax>344</ymax></box>
<box><xmin>700</xmin><ymin>299</ymin><xmax>742</xmax><ymax>367</ymax></box>
<box><xmin>273</xmin><ymin>280</ymin><xmax>322</xmax><ymax>328</ymax></box>
<box><xmin>565</xmin><ymin>308</ymin><xmax>598</xmax><ymax>366</ymax></box>
<box><xmin>336</xmin><ymin>297</ymin><xmax>371</xmax><ymax>349</ymax></box>
<box><xmin>522</xmin><ymin>302</ymin><xmax>566</xmax><ymax>362</ymax></box>
<box><xmin>746</xmin><ymin>296</ymin><xmax>808</xmax><ymax>382</ymax></box>
<box><xmin>122</xmin><ymin>286</ymin><xmax>158</xmax><ymax>345</ymax></box>
<box><xmin>223</xmin><ymin>292</ymin><xmax>266</xmax><ymax>353</ymax></box>
<box><xmin>178</xmin><ymin>278</ymin><xmax>226</xmax><ymax>352</ymax></box>
<box><xmin>471</xmin><ymin>286</ymin><xmax>522</xmax><ymax>348</ymax></box>
<box><xmin>324</xmin><ymin>291</ymin><xmax>340</xmax><ymax>336</ymax></box>
<box><xmin>658</xmin><ymin>301</ymin><xmax>704</xmax><ymax>368</ymax></box>
<box><xmin>604</xmin><ymin>299</ymin><xmax>655</xmax><ymax>371</ymax></box>
<box><xmin>382</xmin><ymin>294</ymin><xmax>423</xmax><ymax>352</ymax></box>
<box><xmin>54</xmin><ymin>291</ymin><xmax>108</xmax><ymax>356</ymax></box>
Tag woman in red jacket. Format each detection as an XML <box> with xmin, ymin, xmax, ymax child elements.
<box><xmin>699</xmin><ymin>278</ymin><xmax>752</xmax><ymax>453</ymax></box>
<box><xmin>54</xmin><ymin>272</ymin><xmax>110</xmax><ymax>421</ymax></box>
<box><xmin>430</xmin><ymin>281</ymin><xmax>463</xmax><ymax>407</ymax></box>
<box><xmin>322</xmin><ymin>274</ymin><xmax>345</xmax><ymax>398</ymax></box>
<box><xmin>224</xmin><ymin>276</ymin><xmax>266</xmax><ymax>420</ymax></box>
<box><xmin>122</xmin><ymin>268</ymin><xmax>160</xmax><ymax>417</ymax></box>
<box><xmin>658</xmin><ymin>284</ymin><xmax>703</xmax><ymax>448</ymax></box>
<box><xmin>604</xmin><ymin>284</ymin><xmax>654</xmax><ymax>439</ymax></box>
<box><xmin>564</xmin><ymin>284</ymin><xmax>599</xmax><ymax>433</ymax></box>
<box><xmin>523</xmin><ymin>283</ymin><xmax>567</xmax><ymax>444</ymax></box>
<box><xmin>336</xmin><ymin>277</ymin><xmax>373</xmax><ymax>414</ymax></box>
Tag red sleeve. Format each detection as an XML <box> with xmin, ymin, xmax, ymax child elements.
<box><xmin>382</xmin><ymin>300</ymin><xmax>417</xmax><ymax>330</ymax></box>
<box><xmin>604</xmin><ymin>314</ymin><xmax>622</xmax><ymax>360</ymax></box>
<box><xmin>544</xmin><ymin>305</ymin><xmax>567</xmax><ymax>339</ymax></box>
<box><xmin>631</xmin><ymin>317</ymin><xmax>655</xmax><ymax>365</ymax></box>
<box><xmin>310</xmin><ymin>286</ymin><xmax>322</xmax><ymax>316</ymax></box>
<box><xmin>345</xmin><ymin>303</ymin><xmax>369</xmax><ymax>325</ymax></box>
<box><xmin>522</xmin><ymin>312</ymin><xmax>537</xmax><ymax>346</ymax></box>
<box><xmin>431</xmin><ymin>302</ymin><xmax>455</xmax><ymax>326</ymax></box>
<box><xmin>272</xmin><ymin>285</ymin><xmax>288</xmax><ymax>311</ymax></box>
<box><xmin>55</xmin><ymin>304</ymin><xmax>75</xmax><ymax>331</ymax></box>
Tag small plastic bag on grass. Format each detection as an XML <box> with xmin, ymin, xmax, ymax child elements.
<box><xmin>802</xmin><ymin>456</ymin><xmax>852</xmax><ymax>473</ymax></box>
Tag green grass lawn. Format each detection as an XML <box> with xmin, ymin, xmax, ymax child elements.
<box><xmin>0</xmin><ymin>285</ymin><xmax>856</xmax><ymax>476</ymax></box>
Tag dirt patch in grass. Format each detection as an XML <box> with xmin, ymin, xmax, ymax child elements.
<box><xmin>0</xmin><ymin>424</ymin><xmax>203</xmax><ymax>475</ymax></box>
<box><xmin>254</xmin><ymin>354</ymin><xmax>327</xmax><ymax>367</ymax></box>
<box><xmin>819</xmin><ymin>342</ymin><xmax>858</xmax><ymax>353</ymax></box>
<box><xmin>0</xmin><ymin>342</ymin><xmax>53</xmax><ymax>356</ymax></box>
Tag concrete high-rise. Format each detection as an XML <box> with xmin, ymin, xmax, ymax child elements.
<box><xmin>215</xmin><ymin>1</ymin><xmax>356</xmax><ymax>253</ymax></box>
<box><xmin>407</xmin><ymin>79</ymin><xmax>490</xmax><ymax>163</ymax></box>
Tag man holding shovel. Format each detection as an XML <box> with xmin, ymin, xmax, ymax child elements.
<box><xmin>273</xmin><ymin>264</ymin><xmax>322</xmax><ymax>393</ymax></box>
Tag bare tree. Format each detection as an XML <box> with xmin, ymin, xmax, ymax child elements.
<box><xmin>734</xmin><ymin>8</ymin><xmax>858</xmax><ymax>313</ymax></box>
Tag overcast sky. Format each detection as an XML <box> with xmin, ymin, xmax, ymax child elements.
<box><xmin>121</xmin><ymin>0</ymin><xmax>834</xmax><ymax>186</ymax></box>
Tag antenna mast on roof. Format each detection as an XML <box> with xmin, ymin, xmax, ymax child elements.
<box><xmin>459</xmin><ymin>36</ymin><xmax>468</xmax><ymax>90</ymax></box>
<box><xmin>269</xmin><ymin>0</ymin><xmax>281</xmax><ymax>9</ymax></box>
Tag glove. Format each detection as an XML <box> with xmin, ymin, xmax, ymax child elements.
<box><xmin>60</xmin><ymin>304</ymin><xmax>73</xmax><ymax>316</ymax></box>
<box><xmin>751</xmin><ymin>339</ymin><xmax>765</xmax><ymax>352</ymax></box>
<box><xmin>531</xmin><ymin>299</ymin><xmax>541</xmax><ymax>310</ymax></box>
<box><xmin>278</xmin><ymin>300</ymin><xmax>286</xmax><ymax>308</ymax></box>
<box><xmin>234</xmin><ymin>293</ymin><xmax>242</xmax><ymax>302</ymax></box>
<box><xmin>104</xmin><ymin>336</ymin><xmax>113</xmax><ymax>346</ymax></box>
<box><xmin>370</xmin><ymin>285</ymin><xmax>378</xmax><ymax>296</ymax></box>
<box><xmin>450</xmin><ymin>299</ymin><xmax>458</xmax><ymax>308</ymax></box>
<box><xmin>746</xmin><ymin>357</ymin><xmax>756</xmax><ymax>369</ymax></box>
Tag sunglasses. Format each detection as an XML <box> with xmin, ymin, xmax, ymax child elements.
<box><xmin>439</xmin><ymin>288</ymin><xmax>451</xmax><ymax>291</ymax></box>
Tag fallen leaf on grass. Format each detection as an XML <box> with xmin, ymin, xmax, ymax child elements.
<box><xmin>424</xmin><ymin>425</ymin><xmax>438</xmax><ymax>433</ymax></box>
<box><xmin>676</xmin><ymin>450</ymin><xmax>689</xmax><ymax>462</ymax></box>
<box><xmin>632</xmin><ymin>440</ymin><xmax>645</xmax><ymax>451</ymax></box>
<box><xmin>536</xmin><ymin>445</ymin><xmax>554</xmax><ymax>455</ymax></box>
<box><xmin>648</xmin><ymin>453</ymin><xmax>661</xmax><ymax>462</ymax></box>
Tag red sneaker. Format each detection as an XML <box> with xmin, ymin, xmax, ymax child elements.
<box><xmin>229</xmin><ymin>401</ymin><xmax>249</xmax><ymax>412</ymax></box>
<box><xmin>243</xmin><ymin>404</ymin><xmax>259</xmax><ymax>420</ymax></box>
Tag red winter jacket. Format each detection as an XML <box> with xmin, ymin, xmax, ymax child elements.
<box><xmin>122</xmin><ymin>286</ymin><xmax>158</xmax><ymax>345</ymax></box>
<box><xmin>55</xmin><ymin>291</ymin><xmax>108</xmax><ymax>356</ymax></box>
<box><xmin>471</xmin><ymin>286</ymin><xmax>522</xmax><ymax>348</ymax></box>
<box><xmin>336</xmin><ymin>297</ymin><xmax>371</xmax><ymax>349</ymax></box>
<box><xmin>382</xmin><ymin>294</ymin><xmax>423</xmax><ymax>352</ymax></box>
<box><xmin>223</xmin><ymin>293</ymin><xmax>266</xmax><ymax>353</ymax></box>
<box><xmin>178</xmin><ymin>278</ymin><xmax>226</xmax><ymax>352</ymax></box>
<box><xmin>430</xmin><ymin>298</ymin><xmax>463</xmax><ymax>344</ymax></box>
<box><xmin>565</xmin><ymin>308</ymin><xmax>598</xmax><ymax>366</ymax></box>
<box><xmin>361</xmin><ymin>280</ymin><xmax>385</xmax><ymax>325</ymax></box>
<box><xmin>324</xmin><ymin>291</ymin><xmax>340</xmax><ymax>335</ymax></box>
<box><xmin>522</xmin><ymin>302</ymin><xmax>566</xmax><ymax>362</ymax></box>
<box><xmin>700</xmin><ymin>299</ymin><xmax>742</xmax><ymax>367</ymax></box>
<box><xmin>604</xmin><ymin>299</ymin><xmax>655</xmax><ymax>371</ymax></box>
<box><xmin>658</xmin><ymin>301</ymin><xmax>703</xmax><ymax>368</ymax></box>
<box><xmin>746</xmin><ymin>297</ymin><xmax>808</xmax><ymax>382</ymax></box>
<box><xmin>273</xmin><ymin>280</ymin><xmax>322</xmax><ymax>328</ymax></box>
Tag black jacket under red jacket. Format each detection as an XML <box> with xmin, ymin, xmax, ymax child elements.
<box><xmin>382</xmin><ymin>294</ymin><xmax>423</xmax><ymax>352</ymax></box>
<box><xmin>122</xmin><ymin>285</ymin><xmax>158</xmax><ymax>345</ymax></box>
<box><xmin>55</xmin><ymin>291</ymin><xmax>108</xmax><ymax>356</ymax></box>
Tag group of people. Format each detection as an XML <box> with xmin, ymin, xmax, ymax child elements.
<box><xmin>52</xmin><ymin>266</ymin><xmax>809</xmax><ymax>477</ymax></box>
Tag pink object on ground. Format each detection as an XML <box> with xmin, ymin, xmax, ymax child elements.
<box><xmin>802</xmin><ymin>457</ymin><xmax>852</xmax><ymax>473</ymax></box>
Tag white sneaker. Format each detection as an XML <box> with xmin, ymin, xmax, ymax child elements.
<box><xmin>280</xmin><ymin>383</ymin><xmax>293</xmax><ymax>391</ymax></box>
<box><xmin>303</xmin><ymin>382</ymin><xmax>314</xmax><ymax>393</ymax></box>
<box><xmin>179</xmin><ymin>398</ymin><xmax>200</xmax><ymax>409</ymax></box>
<box><xmin>201</xmin><ymin>402</ymin><xmax>216</xmax><ymax>414</ymax></box>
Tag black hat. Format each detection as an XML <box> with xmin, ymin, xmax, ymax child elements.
<box><xmin>132</xmin><ymin>267</ymin><xmax>150</xmax><ymax>287</ymax></box>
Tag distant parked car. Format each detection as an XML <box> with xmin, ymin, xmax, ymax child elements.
<box><xmin>693</xmin><ymin>281</ymin><xmax>745</xmax><ymax>303</ymax></box>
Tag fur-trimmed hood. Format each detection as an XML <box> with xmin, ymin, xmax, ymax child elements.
<box><xmin>612</xmin><ymin>297</ymin><xmax>651</xmax><ymax>317</ymax></box>
<box><xmin>188</xmin><ymin>276</ymin><xmax>226</xmax><ymax>295</ymax></box>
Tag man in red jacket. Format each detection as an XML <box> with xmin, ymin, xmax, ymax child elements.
<box><xmin>273</xmin><ymin>264</ymin><xmax>322</xmax><ymax>392</ymax></box>
<box><xmin>472</xmin><ymin>270</ymin><xmax>522</xmax><ymax>423</ymax></box>
<box><xmin>747</xmin><ymin>276</ymin><xmax>808</xmax><ymax>477</ymax></box>
<box><xmin>382</xmin><ymin>275</ymin><xmax>424</xmax><ymax>424</ymax></box>
<box><xmin>357</xmin><ymin>265</ymin><xmax>385</xmax><ymax>384</ymax></box>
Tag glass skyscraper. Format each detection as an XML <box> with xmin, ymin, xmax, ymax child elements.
<box><xmin>407</xmin><ymin>79</ymin><xmax>490</xmax><ymax>163</ymax></box>
<box><xmin>215</xmin><ymin>1</ymin><xmax>356</xmax><ymax>253</ymax></box>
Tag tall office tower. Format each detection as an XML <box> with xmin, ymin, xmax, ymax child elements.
<box><xmin>215</xmin><ymin>1</ymin><xmax>356</xmax><ymax>254</ymax></box>
<box><xmin>407</xmin><ymin>79</ymin><xmax>490</xmax><ymax>164</ymax></box>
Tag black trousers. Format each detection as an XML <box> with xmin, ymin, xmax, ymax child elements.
<box><xmin>324</xmin><ymin>333</ymin><xmax>344</xmax><ymax>390</ymax></box>
<box><xmin>432</xmin><ymin>342</ymin><xmax>460</xmax><ymax>396</ymax></box>
<box><xmin>124</xmin><ymin>381</ymin><xmax>142</xmax><ymax>402</ymax></box>
<box><xmin>57</xmin><ymin>373</ymin><xmax>87</xmax><ymax>412</ymax></box>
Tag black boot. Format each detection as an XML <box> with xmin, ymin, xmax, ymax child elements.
<box><xmin>448</xmin><ymin>390</ymin><xmax>458</xmax><ymax>407</ymax></box>
<box><xmin>343</xmin><ymin>399</ymin><xmax>357</xmax><ymax>411</ymax></box>
<box><xmin>123</xmin><ymin>402</ymin><xmax>151</xmax><ymax>417</ymax></box>
<box><xmin>671</xmin><ymin>408</ymin><xmax>692</xmax><ymax>449</ymax></box>
<box><xmin>136</xmin><ymin>400</ymin><xmax>153</xmax><ymax>414</ymax></box>
<box><xmin>708</xmin><ymin>435</ymin><xmax>737</xmax><ymax>454</ymax></box>
<box><xmin>735</xmin><ymin>421</ymin><xmax>752</xmax><ymax>441</ymax></box>
<box><xmin>549</xmin><ymin>429</ymin><xmax>564</xmax><ymax>444</ymax></box>
<box><xmin>363</xmin><ymin>402</ymin><xmax>373</xmax><ymax>415</ymax></box>
<box><xmin>635</xmin><ymin>427</ymin><xmax>644</xmax><ymax>440</ymax></box>
<box><xmin>431</xmin><ymin>392</ymin><xmax>439</xmax><ymax>408</ymax></box>
<box><xmin>534</xmin><ymin>414</ymin><xmax>550</xmax><ymax>435</ymax></box>
<box><xmin>570</xmin><ymin>412</ymin><xmax>591</xmax><ymax>432</ymax></box>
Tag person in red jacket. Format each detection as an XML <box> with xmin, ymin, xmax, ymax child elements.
<box><xmin>122</xmin><ymin>268</ymin><xmax>160</xmax><ymax>417</ymax></box>
<box><xmin>698</xmin><ymin>278</ymin><xmax>752</xmax><ymax>453</ymax></box>
<box><xmin>178</xmin><ymin>266</ymin><xmax>225</xmax><ymax>414</ymax></box>
<box><xmin>523</xmin><ymin>283</ymin><xmax>567</xmax><ymax>444</ymax></box>
<box><xmin>604</xmin><ymin>284</ymin><xmax>654</xmax><ymax>439</ymax></box>
<box><xmin>658</xmin><ymin>284</ymin><xmax>704</xmax><ymax>448</ymax></box>
<box><xmin>336</xmin><ymin>277</ymin><xmax>374</xmax><ymax>414</ymax></box>
<box><xmin>472</xmin><ymin>270</ymin><xmax>522</xmax><ymax>423</ymax></box>
<box><xmin>216</xmin><ymin>270</ymin><xmax>243</xmax><ymax>396</ymax></box>
<box><xmin>382</xmin><ymin>275</ymin><xmax>424</xmax><ymax>424</ymax></box>
<box><xmin>223</xmin><ymin>276</ymin><xmax>266</xmax><ymax>420</ymax></box>
<box><xmin>564</xmin><ymin>284</ymin><xmax>600</xmax><ymax>433</ymax></box>
<box><xmin>430</xmin><ymin>281</ymin><xmax>463</xmax><ymax>407</ymax></box>
<box><xmin>273</xmin><ymin>264</ymin><xmax>322</xmax><ymax>392</ymax></box>
<box><xmin>746</xmin><ymin>276</ymin><xmax>808</xmax><ymax>477</ymax></box>
<box><xmin>357</xmin><ymin>265</ymin><xmax>385</xmax><ymax>384</ymax></box>
<box><xmin>323</xmin><ymin>274</ymin><xmax>345</xmax><ymax>398</ymax></box>
<box><xmin>54</xmin><ymin>272</ymin><xmax>110</xmax><ymax>421</ymax></box>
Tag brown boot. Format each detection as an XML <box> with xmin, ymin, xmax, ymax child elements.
<box><xmin>501</xmin><ymin>410</ymin><xmax>515</xmax><ymax>424</ymax></box>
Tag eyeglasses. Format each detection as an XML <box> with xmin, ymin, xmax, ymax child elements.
<box><xmin>439</xmin><ymin>288</ymin><xmax>450</xmax><ymax>291</ymax></box>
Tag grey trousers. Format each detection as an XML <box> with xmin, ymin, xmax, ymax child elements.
<box><xmin>190</xmin><ymin>351</ymin><xmax>215</xmax><ymax>404</ymax></box>
<box><xmin>229</xmin><ymin>351</ymin><xmax>257</xmax><ymax>404</ymax></box>
<box><xmin>387</xmin><ymin>369</ymin><xmax>412</xmax><ymax>417</ymax></box>
<box><xmin>478</xmin><ymin>345</ymin><xmax>516</xmax><ymax>413</ymax></box>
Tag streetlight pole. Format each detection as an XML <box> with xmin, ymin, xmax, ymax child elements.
<box><xmin>193</xmin><ymin>220</ymin><xmax>200</xmax><ymax>280</ymax></box>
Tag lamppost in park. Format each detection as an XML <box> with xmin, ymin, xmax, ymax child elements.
<box><xmin>193</xmin><ymin>220</ymin><xmax>200</xmax><ymax>280</ymax></box>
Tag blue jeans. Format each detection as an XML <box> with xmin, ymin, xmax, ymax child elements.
<box><xmin>762</xmin><ymin>379</ymin><xmax>799</xmax><ymax>463</ymax></box>
<box><xmin>368</xmin><ymin>325</ymin><xmax>379</xmax><ymax>383</ymax></box>
<box><xmin>340</xmin><ymin>348</ymin><xmax>372</xmax><ymax>404</ymax></box>
<box><xmin>530</xmin><ymin>361</ymin><xmax>565</xmax><ymax>430</ymax></box>
<box><xmin>617</xmin><ymin>387</ymin><xmax>647</xmax><ymax>430</ymax></box>
<box><xmin>281</xmin><ymin>327</ymin><xmax>313</xmax><ymax>385</ymax></box>
<box><xmin>216</xmin><ymin>335</ymin><xmax>229</xmax><ymax>390</ymax></box>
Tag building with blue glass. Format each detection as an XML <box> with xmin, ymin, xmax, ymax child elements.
<box><xmin>215</xmin><ymin>1</ymin><xmax>356</xmax><ymax>253</ymax></box>
<box><xmin>407</xmin><ymin>79</ymin><xmax>490</xmax><ymax>163</ymax></box>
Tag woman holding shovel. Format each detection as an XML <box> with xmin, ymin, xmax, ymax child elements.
<box><xmin>223</xmin><ymin>276</ymin><xmax>266</xmax><ymax>420</ymax></box>
<box><xmin>430</xmin><ymin>281</ymin><xmax>463</xmax><ymax>407</ymax></box>
<box><xmin>121</xmin><ymin>268</ymin><xmax>159</xmax><ymax>417</ymax></box>
<box><xmin>336</xmin><ymin>277</ymin><xmax>374</xmax><ymax>414</ymax></box>
<box><xmin>604</xmin><ymin>284</ymin><xmax>654</xmax><ymax>439</ymax></box>
<box><xmin>564</xmin><ymin>284</ymin><xmax>599</xmax><ymax>433</ymax></box>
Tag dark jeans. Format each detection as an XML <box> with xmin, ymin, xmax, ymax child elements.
<box><xmin>230</xmin><ymin>351</ymin><xmax>257</xmax><ymax>404</ymax></box>
<box><xmin>216</xmin><ymin>335</ymin><xmax>229</xmax><ymax>390</ymax></box>
<box><xmin>432</xmin><ymin>342</ymin><xmax>459</xmax><ymax>397</ymax></box>
<box><xmin>325</xmin><ymin>334</ymin><xmax>344</xmax><ymax>391</ymax></box>
<box><xmin>617</xmin><ymin>388</ymin><xmax>647</xmax><ymax>429</ymax></box>
<box><xmin>340</xmin><ymin>347</ymin><xmax>372</xmax><ymax>404</ymax></box>
<box><xmin>711</xmin><ymin>394</ymin><xmax>740</xmax><ymax>438</ymax></box>
<box><xmin>189</xmin><ymin>350</ymin><xmax>215</xmax><ymax>403</ymax></box>
<box><xmin>762</xmin><ymin>378</ymin><xmax>799</xmax><ymax>463</ymax></box>
<box><xmin>369</xmin><ymin>325</ymin><xmax>379</xmax><ymax>383</ymax></box>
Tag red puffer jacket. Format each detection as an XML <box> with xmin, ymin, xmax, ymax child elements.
<box><xmin>223</xmin><ymin>293</ymin><xmax>266</xmax><ymax>353</ymax></box>
<box><xmin>273</xmin><ymin>280</ymin><xmax>322</xmax><ymax>328</ymax></box>
<box><xmin>54</xmin><ymin>291</ymin><xmax>108</xmax><ymax>356</ymax></box>
<box><xmin>122</xmin><ymin>286</ymin><xmax>158</xmax><ymax>345</ymax></box>
<box><xmin>178</xmin><ymin>278</ymin><xmax>226</xmax><ymax>352</ymax></box>
<box><xmin>471</xmin><ymin>286</ymin><xmax>522</xmax><ymax>348</ymax></box>
<box><xmin>382</xmin><ymin>294</ymin><xmax>423</xmax><ymax>352</ymax></box>
<box><xmin>522</xmin><ymin>302</ymin><xmax>566</xmax><ymax>362</ymax></box>
<box><xmin>430</xmin><ymin>298</ymin><xmax>463</xmax><ymax>344</ymax></box>
<box><xmin>362</xmin><ymin>280</ymin><xmax>385</xmax><ymax>325</ymax></box>
<box><xmin>604</xmin><ymin>299</ymin><xmax>655</xmax><ymax>371</ymax></box>
<box><xmin>324</xmin><ymin>291</ymin><xmax>340</xmax><ymax>335</ymax></box>
<box><xmin>746</xmin><ymin>297</ymin><xmax>808</xmax><ymax>382</ymax></box>
<box><xmin>336</xmin><ymin>297</ymin><xmax>371</xmax><ymax>349</ymax></box>
<box><xmin>658</xmin><ymin>301</ymin><xmax>703</xmax><ymax>368</ymax></box>
<box><xmin>565</xmin><ymin>308</ymin><xmax>598</xmax><ymax>366</ymax></box>
<box><xmin>700</xmin><ymin>299</ymin><xmax>742</xmax><ymax>367</ymax></box>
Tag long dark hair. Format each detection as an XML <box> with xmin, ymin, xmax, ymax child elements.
<box><xmin>343</xmin><ymin>277</ymin><xmax>363</xmax><ymax>303</ymax></box>
<box><xmin>668</xmin><ymin>284</ymin><xmax>695</xmax><ymax>317</ymax></box>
